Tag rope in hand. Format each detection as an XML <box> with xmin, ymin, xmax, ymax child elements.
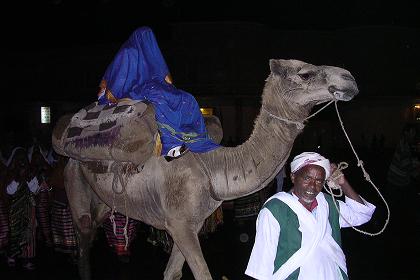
<box><xmin>323</xmin><ymin>101</ymin><xmax>390</xmax><ymax>236</ymax></box>
<box><xmin>265</xmin><ymin>97</ymin><xmax>390</xmax><ymax>236</ymax></box>
<box><xmin>323</xmin><ymin>162</ymin><xmax>347</xmax><ymax>198</ymax></box>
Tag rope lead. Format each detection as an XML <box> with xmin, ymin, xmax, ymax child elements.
<box><xmin>110</xmin><ymin>161</ymin><xmax>130</xmax><ymax>249</ymax></box>
<box><xmin>265</xmin><ymin>97</ymin><xmax>390</xmax><ymax>236</ymax></box>
<box><xmin>328</xmin><ymin>101</ymin><xmax>390</xmax><ymax>236</ymax></box>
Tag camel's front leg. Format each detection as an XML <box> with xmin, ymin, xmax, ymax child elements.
<box><xmin>164</xmin><ymin>243</ymin><xmax>185</xmax><ymax>280</ymax></box>
<box><xmin>64</xmin><ymin>159</ymin><xmax>94</xmax><ymax>233</ymax></box>
<box><xmin>168</xmin><ymin>222</ymin><xmax>212</xmax><ymax>280</ymax></box>
<box><xmin>64</xmin><ymin>159</ymin><xmax>100</xmax><ymax>280</ymax></box>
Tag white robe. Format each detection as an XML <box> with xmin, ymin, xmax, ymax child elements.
<box><xmin>245</xmin><ymin>192</ymin><xmax>376</xmax><ymax>280</ymax></box>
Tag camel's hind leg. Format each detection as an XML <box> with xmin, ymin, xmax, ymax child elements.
<box><xmin>167</xmin><ymin>222</ymin><xmax>212</xmax><ymax>280</ymax></box>
<box><xmin>164</xmin><ymin>243</ymin><xmax>185</xmax><ymax>280</ymax></box>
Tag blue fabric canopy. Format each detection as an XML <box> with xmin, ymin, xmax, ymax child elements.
<box><xmin>98</xmin><ymin>27</ymin><xmax>219</xmax><ymax>155</ymax></box>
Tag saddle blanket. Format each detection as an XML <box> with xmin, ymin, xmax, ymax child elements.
<box><xmin>52</xmin><ymin>99</ymin><xmax>157</xmax><ymax>166</ymax></box>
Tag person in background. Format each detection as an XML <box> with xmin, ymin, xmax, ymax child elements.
<box><xmin>387</xmin><ymin>123</ymin><xmax>419</xmax><ymax>194</ymax></box>
<box><xmin>386</xmin><ymin>123</ymin><xmax>419</xmax><ymax>225</ymax></box>
<box><xmin>28</xmin><ymin>144</ymin><xmax>53</xmax><ymax>248</ymax></box>
<box><xmin>245</xmin><ymin>152</ymin><xmax>376</xmax><ymax>280</ymax></box>
<box><xmin>5</xmin><ymin>147</ymin><xmax>40</xmax><ymax>270</ymax></box>
<box><xmin>0</xmin><ymin>157</ymin><xmax>9</xmax><ymax>258</ymax></box>
<box><xmin>48</xmin><ymin>153</ymin><xmax>78</xmax><ymax>263</ymax></box>
<box><xmin>102</xmin><ymin>211</ymin><xmax>139</xmax><ymax>263</ymax></box>
<box><xmin>275</xmin><ymin>166</ymin><xmax>286</xmax><ymax>193</ymax></box>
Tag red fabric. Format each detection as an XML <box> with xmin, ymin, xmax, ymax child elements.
<box><xmin>299</xmin><ymin>198</ymin><xmax>318</xmax><ymax>212</ymax></box>
<box><xmin>103</xmin><ymin>212</ymin><xmax>138</xmax><ymax>256</ymax></box>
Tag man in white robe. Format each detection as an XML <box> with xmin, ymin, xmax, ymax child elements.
<box><xmin>245</xmin><ymin>152</ymin><xmax>376</xmax><ymax>280</ymax></box>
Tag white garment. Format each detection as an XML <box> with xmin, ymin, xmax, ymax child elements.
<box><xmin>6</xmin><ymin>177</ymin><xmax>40</xmax><ymax>195</ymax></box>
<box><xmin>6</xmin><ymin>180</ymin><xmax>19</xmax><ymax>195</ymax></box>
<box><xmin>245</xmin><ymin>192</ymin><xmax>376</xmax><ymax>280</ymax></box>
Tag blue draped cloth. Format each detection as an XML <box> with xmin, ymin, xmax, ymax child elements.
<box><xmin>98</xmin><ymin>27</ymin><xmax>219</xmax><ymax>155</ymax></box>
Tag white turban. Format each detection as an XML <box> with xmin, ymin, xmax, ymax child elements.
<box><xmin>290</xmin><ymin>152</ymin><xmax>331</xmax><ymax>179</ymax></box>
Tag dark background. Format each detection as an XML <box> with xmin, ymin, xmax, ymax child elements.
<box><xmin>0</xmin><ymin>0</ymin><xmax>419</xmax><ymax>151</ymax></box>
<box><xmin>1</xmin><ymin>0</ymin><xmax>419</xmax><ymax>102</ymax></box>
<box><xmin>3</xmin><ymin>0</ymin><xmax>420</xmax><ymax>48</ymax></box>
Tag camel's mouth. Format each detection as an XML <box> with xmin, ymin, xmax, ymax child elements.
<box><xmin>329</xmin><ymin>86</ymin><xmax>359</xmax><ymax>101</ymax></box>
<box><xmin>333</xmin><ymin>91</ymin><xmax>353</xmax><ymax>101</ymax></box>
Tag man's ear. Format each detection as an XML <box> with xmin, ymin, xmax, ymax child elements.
<box><xmin>290</xmin><ymin>173</ymin><xmax>295</xmax><ymax>184</ymax></box>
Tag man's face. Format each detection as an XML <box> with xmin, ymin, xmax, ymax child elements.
<box><xmin>291</xmin><ymin>165</ymin><xmax>326</xmax><ymax>204</ymax></box>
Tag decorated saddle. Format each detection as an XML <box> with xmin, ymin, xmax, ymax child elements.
<box><xmin>52</xmin><ymin>99</ymin><xmax>158</xmax><ymax>166</ymax></box>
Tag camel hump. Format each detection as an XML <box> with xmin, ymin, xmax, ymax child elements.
<box><xmin>52</xmin><ymin>100</ymin><xmax>158</xmax><ymax>166</ymax></box>
<box><xmin>203</xmin><ymin>115</ymin><xmax>223</xmax><ymax>144</ymax></box>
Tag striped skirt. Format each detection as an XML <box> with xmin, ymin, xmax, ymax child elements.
<box><xmin>51</xmin><ymin>200</ymin><xmax>77</xmax><ymax>254</ymax></box>
<box><xmin>9</xmin><ymin>200</ymin><xmax>37</xmax><ymax>258</ymax></box>
<box><xmin>103</xmin><ymin>212</ymin><xmax>138</xmax><ymax>256</ymax></box>
<box><xmin>200</xmin><ymin>206</ymin><xmax>224</xmax><ymax>236</ymax></box>
<box><xmin>36</xmin><ymin>190</ymin><xmax>53</xmax><ymax>246</ymax></box>
<box><xmin>233</xmin><ymin>192</ymin><xmax>262</xmax><ymax>221</ymax></box>
<box><xmin>0</xmin><ymin>200</ymin><xmax>9</xmax><ymax>251</ymax></box>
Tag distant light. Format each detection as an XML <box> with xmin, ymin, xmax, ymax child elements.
<box><xmin>41</xmin><ymin>107</ymin><xmax>51</xmax><ymax>124</ymax></box>
<box><xmin>200</xmin><ymin>107</ymin><xmax>213</xmax><ymax>116</ymax></box>
<box><xmin>415</xmin><ymin>104</ymin><xmax>420</xmax><ymax>121</ymax></box>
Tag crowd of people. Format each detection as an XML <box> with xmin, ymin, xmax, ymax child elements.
<box><xmin>0</xmin><ymin>141</ymin><xmax>151</xmax><ymax>270</ymax></box>
<box><xmin>0</xmin><ymin>143</ymin><xmax>73</xmax><ymax>270</ymax></box>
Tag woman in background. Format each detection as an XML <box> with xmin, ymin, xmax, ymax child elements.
<box><xmin>5</xmin><ymin>147</ymin><xmax>40</xmax><ymax>270</ymax></box>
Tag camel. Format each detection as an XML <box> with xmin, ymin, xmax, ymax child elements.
<box><xmin>60</xmin><ymin>59</ymin><xmax>359</xmax><ymax>279</ymax></box>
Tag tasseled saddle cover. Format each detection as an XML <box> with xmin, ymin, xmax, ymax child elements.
<box><xmin>52</xmin><ymin>99</ymin><xmax>157</xmax><ymax>166</ymax></box>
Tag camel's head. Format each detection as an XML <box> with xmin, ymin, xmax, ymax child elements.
<box><xmin>267</xmin><ymin>59</ymin><xmax>358</xmax><ymax>107</ymax></box>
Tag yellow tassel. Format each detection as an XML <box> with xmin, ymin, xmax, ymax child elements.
<box><xmin>153</xmin><ymin>133</ymin><xmax>162</xmax><ymax>156</ymax></box>
<box><xmin>106</xmin><ymin>90</ymin><xmax>118</xmax><ymax>104</ymax></box>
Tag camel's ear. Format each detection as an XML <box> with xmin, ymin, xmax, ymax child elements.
<box><xmin>269</xmin><ymin>59</ymin><xmax>288</xmax><ymax>78</ymax></box>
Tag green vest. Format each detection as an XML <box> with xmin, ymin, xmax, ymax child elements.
<box><xmin>263</xmin><ymin>193</ymin><xmax>348</xmax><ymax>280</ymax></box>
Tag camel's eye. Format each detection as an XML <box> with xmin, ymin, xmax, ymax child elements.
<box><xmin>297</xmin><ymin>71</ymin><xmax>315</xmax><ymax>81</ymax></box>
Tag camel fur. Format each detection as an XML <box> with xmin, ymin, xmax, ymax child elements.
<box><xmin>60</xmin><ymin>59</ymin><xmax>359</xmax><ymax>279</ymax></box>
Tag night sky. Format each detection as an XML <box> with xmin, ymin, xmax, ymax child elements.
<box><xmin>3</xmin><ymin>0</ymin><xmax>420</xmax><ymax>48</ymax></box>
<box><xmin>1</xmin><ymin>0</ymin><xmax>419</xmax><ymax>104</ymax></box>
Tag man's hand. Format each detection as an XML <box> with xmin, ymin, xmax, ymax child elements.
<box><xmin>329</xmin><ymin>163</ymin><xmax>363</xmax><ymax>204</ymax></box>
<box><xmin>329</xmin><ymin>163</ymin><xmax>347</xmax><ymax>186</ymax></box>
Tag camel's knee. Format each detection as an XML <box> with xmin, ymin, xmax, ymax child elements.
<box><xmin>79</xmin><ymin>214</ymin><xmax>92</xmax><ymax>235</ymax></box>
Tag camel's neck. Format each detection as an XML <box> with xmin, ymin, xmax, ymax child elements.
<box><xmin>202</xmin><ymin>83</ymin><xmax>312</xmax><ymax>201</ymax></box>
